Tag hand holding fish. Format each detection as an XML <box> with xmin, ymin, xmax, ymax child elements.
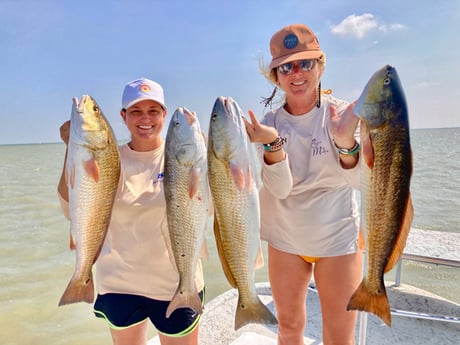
<box><xmin>243</xmin><ymin>110</ymin><xmax>279</xmax><ymax>144</ymax></box>
<box><xmin>58</xmin><ymin>120</ymin><xmax>71</xmax><ymax>203</ymax></box>
<box><xmin>329</xmin><ymin>102</ymin><xmax>359</xmax><ymax>149</ymax></box>
<box><xmin>60</xmin><ymin>120</ymin><xmax>71</xmax><ymax>146</ymax></box>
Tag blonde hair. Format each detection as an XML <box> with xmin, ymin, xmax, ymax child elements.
<box><xmin>260</xmin><ymin>53</ymin><xmax>327</xmax><ymax>108</ymax></box>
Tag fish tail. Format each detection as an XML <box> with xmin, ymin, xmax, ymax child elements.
<box><xmin>165</xmin><ymin>288</ymin><xmax>203</xmax><ymax>318</ymax></box>
<box><xmin>58</xmin><ymin>274</ymin><xmax>94</xmax><ymax>306</ymax></box>
<box><xmin>234</xmin><ymin>296</ymin><xmax>278</xmax><ymax>330</ymax></box>
<box><xmin>347</xmin><ymin>281</ymin><xmax>391</xmax><ymax>327</ymax></box>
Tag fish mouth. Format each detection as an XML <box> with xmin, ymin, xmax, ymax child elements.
<box><xmin>73</xmin><ymin>95</ymin><xmax>89</xmax><ymax>113</ymax></box>
<box><xmin>183</xmin><ymin>107</ymin><xmax>196</xmax><ymax>126</ymax></box>
<box><xmin>219</xmin><ymin>96</ymin><xmax>236</xmax><ymax>114</ymax></box>
<box><xmin>174</xmin><ymin>107</ymin><xmax>197</xmax><ymax>126</ymax></box>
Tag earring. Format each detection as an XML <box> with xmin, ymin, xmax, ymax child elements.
<box><xmin>316</xmin><ymin>81</ymin><xmax>321</xmax><ymax>108</ymax></box>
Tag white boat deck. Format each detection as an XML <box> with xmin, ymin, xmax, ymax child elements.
<box><xmin>149</xmin><ymin>229</ymin><xmax>460</xmax><ymax>344</ymax></box>
<box><xmin>147</xmin><ymin>282</ymin><xmax>460</xmax><ymax>345</ymax></box>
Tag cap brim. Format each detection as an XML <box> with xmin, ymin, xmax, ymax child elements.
<box><xmin>269</xmin><ymin>50</ymin><xmax>323</xmax><ymax>69</ymax></box>
<box><xmin>124</xmin><ymin>97</ymin><xmax>167</xmax><ymax>111</ymax></box>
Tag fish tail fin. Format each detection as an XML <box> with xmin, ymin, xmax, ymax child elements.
<box><xmin>234</xmin><ymin>296</ymin><xmax>278</xmax><ymax>330</ymax></box>
<box><xmin>165</xmin><ymin>287</ymin><xmax>203</xmax><ymax>318</ymax></box>
<box><xmin>58</xmin><ymin>274</ymin><xmax>94</xmax><ymax>306</ymax></box>
<box><xmin>347</xmin><ymin>281</ymin><xmax>391</xmax><ymax>327</ymax></box>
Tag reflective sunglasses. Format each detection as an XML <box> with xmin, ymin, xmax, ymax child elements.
<box><xmin>277</xmin><ymin>59</ymin><xmax>317</xmax><ymax>75</ymax></box>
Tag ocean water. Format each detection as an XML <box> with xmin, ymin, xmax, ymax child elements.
<box><xmin>0</xmin><ymin>128</ymin><xmax>459</xmax><ymax>345</ymax></box>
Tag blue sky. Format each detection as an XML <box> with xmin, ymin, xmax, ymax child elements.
<box><xmin>1</xmin><ymin>0</ymin><xmax>459</xmax><ymax>145</ymax></box>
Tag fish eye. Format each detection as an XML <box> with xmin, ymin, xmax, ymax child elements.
<box><xmin>211</xmin><ymin>112</ymin><xmax>217</xmax><ymax>120</ymax></box>
<box><xmin>383</xmin><ymin>78</ymin><xmax>391</xmax><ymax>85</ymax></box>
<box><xmin>174</xmin><ymin>120</ymin><xmax>180</xmax><ymax>126</ymax></box>
<box><xmin>93</xmin><ymin>105</ymin><xmax>99</xmax><ymax>112</ymax></box>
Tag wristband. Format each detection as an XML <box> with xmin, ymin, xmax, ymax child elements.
<box><xmin>335</xmin><ymin>140</ymin><xmax>360</xmax><ymax>155</ymax></box>
<box><xmin>263</xmin><ymin>136</ymin><xmax>286</xmax><ymax>152</ymax></box>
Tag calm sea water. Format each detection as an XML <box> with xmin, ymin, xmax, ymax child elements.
<box><xmin>0</xmin><ymin>128</ymin><xmax>459</xmax><ymax>345</ymax></box>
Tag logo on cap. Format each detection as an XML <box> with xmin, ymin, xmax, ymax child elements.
<box><xmin>139</xmin><ymin>84</ymin><xmax>151</xmax><ymax>93</ymax></box>
<box><xmin>284</xmin><ymin>34</ymin><xmax>298</xmax><ymax>49</ymax></box>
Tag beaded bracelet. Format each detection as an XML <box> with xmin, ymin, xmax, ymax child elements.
<box><xmin>335</xmin><ymin>140</ymin><xmax>360</xmax><ymax>155</ymax></box>
<box><xmin>263</xmin><ymin>136</ymin><xmax>287</xmax><ymax>152</ymax></box>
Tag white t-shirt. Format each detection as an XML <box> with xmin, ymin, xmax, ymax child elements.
<box><xmin>258</xmin><ymin>95</ymin><xmax>360</xmax><ymax>257</ymax></box>
<box><xmin>59</xmin><ymin>142</ymin><xmax>204</xmax><ymax>300</ymax></box>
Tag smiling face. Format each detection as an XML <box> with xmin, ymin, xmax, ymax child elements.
<box><xmin>276</xmin><ymin>58</ymin><xmax>324</xmax><ymax>109</ymax></box>
<box><xmin>120</xmin><ymin>99</ymin><xmax>167</xmax><ymax>151</ymax></box>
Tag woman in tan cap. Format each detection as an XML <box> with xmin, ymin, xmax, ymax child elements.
<box><xmin>57</xmin><ymin>78</ymin><xmax>204</xmax><ymax>345</ymax></box>
<box><xmin>244</xmin><ymin>24</ymin><xmax>362</xmax><ymax>345</ymax></box>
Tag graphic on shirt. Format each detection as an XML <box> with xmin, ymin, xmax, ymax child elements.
<box><xmin>311</xmin><ymin>138</ymin><xmax>328</xmax><ymax>156</ymax></box>
<box><xmin>153</xmin><ymin>171</ymin><xmax>164</xmax><ymax>185</ymax></box>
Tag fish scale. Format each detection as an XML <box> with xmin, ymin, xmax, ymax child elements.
<box><xmin>211</xmin><ymin>160</ymin><xmax>254</xmax><ymax>291</ymax></box>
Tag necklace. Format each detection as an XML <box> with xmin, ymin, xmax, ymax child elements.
<box><xmin>284</xmin><ymin>97</ymin><xmax>317</xmax><ymax>115</ymax></box>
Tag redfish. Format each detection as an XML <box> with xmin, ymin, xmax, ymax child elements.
<box><xmin>207</xmin><ymin>96</ymin><xmax>278</xmax><ymax>330</ymax></box>
<box><xmin>164</xmin><ymin>107</ymin><xmax>210</xmax><ymax>318</ymax></box>
<box><xmin>347</xmin><ymin>65</ymin><xmax>413</xmax><ymax>326</ymax></box>
<box><xmin>59</xmin><ymin>95</ymin><xmax>120</xmax><ymax>306</ymax></box>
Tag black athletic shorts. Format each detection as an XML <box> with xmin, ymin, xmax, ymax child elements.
<box><xmin>93</xmin><ymin>290</ymin><xmax>204</xmax><ymax>336</ymax></box>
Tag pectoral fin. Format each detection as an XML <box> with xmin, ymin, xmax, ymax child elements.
<box><xmin>83</xmin><ymin>156</ymin><xmax>99</xmax><ymax>182</ymax></box>
<box><xmin>360</xmin><ymin>123</ymin><xmax>374</xmax><ymax>169</ymax></box>
<box><xmin>188</xmin><ymin>167</ymin><xmax>202</xmax><ymax>199</ymax></box>
<box><xmin>254</xmin><ymin>244</ymin><xmax>264</xmax><ymax>270</ymax></box>
<box><xmin>69</xmin><ymin>232</ymin><xmax>76</xmax><ymax>250</ymax></box>
<box><xmin>230</xmin><ymin>162</ymin><xmax>245</xmax><ymax>191</ymax></box>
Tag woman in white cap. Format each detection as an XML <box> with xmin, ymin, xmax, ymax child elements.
<box><xmin>57</xmin><ymin>78</ymin><xmax>204</xmax><ymax>345</ymax></box>
<box><xmin>244</xmin><ymin>24</ymin><xmax>362</xmax><ymax>345</ymax></box>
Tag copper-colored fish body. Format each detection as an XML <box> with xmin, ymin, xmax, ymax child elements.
<box><xmin>208</xmin><ymin>96</ymin><xmax>278</xmax><ymax>330</ymax></box>
<box><xmin>59</xmin><ymin>95</ymin><xmax>120</xmax><ymax>306</ymax></box>
<box><xmin>347</xmin><ymin>65</ymin><xmax>413</xmax><ymax>326</ymax></box>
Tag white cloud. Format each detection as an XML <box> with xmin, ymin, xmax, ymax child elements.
<box><xmin>330</xmin><ymin>13</ymin><xmax>406</xmax><ymax>39</ymax></box>
<box><xmin>378</xmin><ymin>23</ymin><xmax>407</xmax><ymax>33</ymax></box>
<box><xmin>415</xmin><ymin>81</ymin><xmax>441</xmax><ymax>89</ymax></box>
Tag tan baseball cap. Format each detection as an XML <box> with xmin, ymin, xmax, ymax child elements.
<box><xmin>269</xmin><ymin>24</ymin><xmax>323</xmax><ymax>69</ymax></box>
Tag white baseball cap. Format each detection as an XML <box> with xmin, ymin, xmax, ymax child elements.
<box><xmin>122</xmin><ymin>77</ymin><xmax>167</xmax><ymax>110</ymax></box>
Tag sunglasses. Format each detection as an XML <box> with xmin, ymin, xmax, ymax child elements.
<box><xmin>277</xmin><ymin>59</ymin><xmax>317</xmax><ymax>75</ymax></box>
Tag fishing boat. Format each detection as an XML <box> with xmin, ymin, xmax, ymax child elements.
<box><xmin>148</xmin><ymin>228</ymin><xmax>460</xmax><ymax>345</ymax></box>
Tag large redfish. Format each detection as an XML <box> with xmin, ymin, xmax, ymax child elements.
<box><xmin>59</xmin><ymin>95</ymin><xmax>120</xmax><ymax>306</ymax></box>
<box><xmin>207</xmin><ymin>96</ymin><xmax>278</xmax><ymax>330</ymax></box>
<box><xmin>347</xmin><ymin>65</ymin><xmax>413</xmax><ymax>326</ymax></box>
<box><xmin>164</xmin><ymin>107</ymin><xmax>210</xmax><ymax>318</ymax></box>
